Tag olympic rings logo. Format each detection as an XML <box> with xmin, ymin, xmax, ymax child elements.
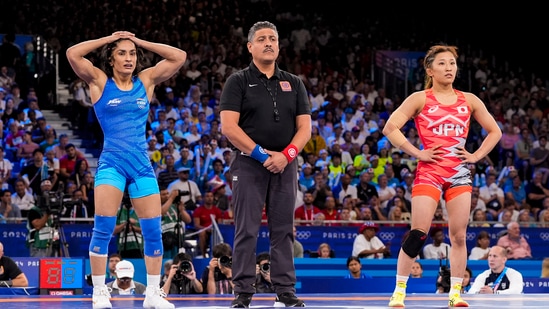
<box><xmin>540</xmin><ymin>233</ymin><xmax>549</xmax><ymax>241</ymax></box>
<box><xmin>466</xmin><ymin>232</ymin><xmax>477</xmax><ymax>241</ymax></box>
<box><xmin>295</xmin><ymin>231</ymin><xmax>312</xmax><ymax>240</ymax></box>
<box><xmin>378</xmin><ymin>232</ymin><xmax>395</xmax><ymax>241</ymax></box>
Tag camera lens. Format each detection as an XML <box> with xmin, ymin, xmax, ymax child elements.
<box><xmin>219</xmin><ymin>256</ymin><xmax>232</xmax><ymax>268</ymax></box>
<box><xmin>179</xmin><ymin>260</ymin><xmax>192</xmax><ymax>273</ymax></box>
<box><xmin>260</xmin><ymin>263</ymin><xmax>270</xmax><ymax>272</ymax></box>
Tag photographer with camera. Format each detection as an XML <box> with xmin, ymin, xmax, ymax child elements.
<box><xmin>113</xmin><ymin>194</ymin><xmax>143</xmax><ymax>259</ymax></box>
<box><xmin>26</xmin><ymin>180</ymin><xmax>55</xmax><ymax>257</ymax></box>
<box><xmin>255</xmin><ymin>252</ymin><xmax>275</xmax><ymax>293</ymax></box>
<box><xmin>160</xmin><ymin>186</ymin><xmax>192</xmax><ymax>259</ymax></box>
<box><xmin>167</xmin><ymin>167</ymin><xmax>202</xmax><ymax>211</ymax></box>
<box><xmin>60</xmin><ymin>188</ymin><xmax>89</xmax><ymax>223</ymax></box>
<box><xmin>161</xmin><ymin>252</ymin><xmax>203</xmax><ymax>295</ymax></box>
<box><xmin>201</xmin><ymin>242</ymin><xmax>234</xmax><ymax>295</ymax></box>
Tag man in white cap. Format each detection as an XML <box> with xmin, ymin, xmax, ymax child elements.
<box><xmin>107</xmin><ymin>260</ymin><xmax>146</xmax><ymax>295</ymax></box>
<box><xmin>167</xmin><ymin>167</ymin><xmax>202</xmax><ymax>210</ymax></box>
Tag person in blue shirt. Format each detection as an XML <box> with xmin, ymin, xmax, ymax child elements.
<box><xmin>344</xmin><ymin>256</ymin><xmax>372</xmax><ymax>279</ymax></box>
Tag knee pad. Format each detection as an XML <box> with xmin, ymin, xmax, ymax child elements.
<box><xmin>140</xmin><ymin>216</ymin><xmax>163</xmax><ymax>257</ymax></box>
<box><xmin>89</xmin><ymin>215</ymin><xmax>117</xmax><ymax>256</ymax></box>
<box><xmin>402</xmin><ymin>229</ymin><xmax>427</xmax><ymax>258</ymax></box>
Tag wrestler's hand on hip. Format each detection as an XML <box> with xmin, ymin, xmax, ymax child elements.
<box><xmin>417</xmin><ymin>144</ymin><xmax>444</xmax><ymax>162</ymax></box>
<box><xmin>455</xmin><ymin>147</ymin><xmax>479</xmax><ymax>163</ymax></box>
<box><xmin>264</xmin><ymin>150</ymin><xmax>288</xmax><ymax>174</ymax></box>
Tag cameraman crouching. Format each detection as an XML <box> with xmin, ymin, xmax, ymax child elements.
<box><xmin>161</xmin><ymin>252</ymin><xmax>203</xmax><ymax>295</ymax></box>
<box><xmin>26</xmin><ymin>179</ymin><xmax>55</xmax><ymax>257</ymax></box>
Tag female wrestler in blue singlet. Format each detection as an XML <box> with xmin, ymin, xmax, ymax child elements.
<box><xmin>66</xmin><ymin>31</ymin><xmax>186</xmax><ymax>309</ymax></box>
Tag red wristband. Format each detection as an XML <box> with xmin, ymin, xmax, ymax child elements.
<box><xmin>282</xmin><ymin>144</ymin><xmax>298</xmax><ymax>163</ymax></box>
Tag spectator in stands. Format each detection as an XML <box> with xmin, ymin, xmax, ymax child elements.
<box><xmin>293</xmin><ymin>226</ymin><xmax>304</xmax><ymax>258</ymax></box>
<box><xmin>410</xmin><ymin>261</ymin><xmax>423</xmax><ymax>278</ymax></box>
<box><xmin>321</xmin><ymin>196</ymin><xmax>339</xmax><ymax>226</ymax></box>
<box><xmin>157</xmin><ymin>155</ymin><xmax>179</xmax><ymax>189</ymax></box>
<box><xmin>316</xmin><ymin>243</ymin><xmax>333</xmax><ymax>258</ymax></box>
<box><xmin>541</xmin><ymin>257</ymin><xmax>549</xmax><ymax>278</ymax></box>
<box><xmin>422</xmin><ymin>227</ymin><xmax>452</xmax><ymax>260</ymax></box>
<box><xmin>0</xmin><ymin>241</ymin><xmax>29</xmax><ymax>287</ymax></box>
<box><xmin>334</xmin><ymin>173</ymin><xmax>358</xmax><ymax>204</ymax></box>
<box><xmin>294</xmin><ymin>192</ymin><xmax>322</xmax><ymax>226</ymax></box>
<box><xmin>23</xmin><ymin>98</ymin><xmax>43</xmax><ymax>121</ymax></box>
<box><xmin>161</xmin><ymin>252</ymin><xmax>203</xmax><ymax>294</ymax></box>
<box><xmin>77</xmin><ymin>171</ymin><xmax>94</xmax><ymax>216</ymax></box>
<box><xmin>479</xmin><ymin>172</ymin><xmax>505</xmax><ymax>221</ymax></box>
<box><xmin>207</xmin><ymin>175</ymin><xmax>228</xmax><ymax>210</ymax></box>
<box><xmin>43</xmin><ymin>147</ymin><xmax>60</xmax><ymax>190</ymax></box>
<box><xmin>344</xmin><ymin>256</ymin><xmax>372</xmax><ymax>279</ymax></box>
<box><xmin>19</xmin><ymin>148</ymin><xmax>48</xmax><ymax>195</ymax></box>
<box><xmin>310</xmin><ymin>172</ymin><xmax>332</xmax><ymax>210</ymax></box>
<box><xmin>174</xmin><ymin>147</ymin><xmax>194</xmax><ymax>172</ymax></box>
<box><xmin>1</xmin><ymin>96</ymin><xmax>17</xmax><ymax>128</ymax></box>
<box><xmin>107</xmin><ymin>253</ymin><xmax>121</xmax><ymax>282</ymax></box>
<box><xmin>0</xmin><ymin>146</ymin><xmax>13</xmax><ymax>190</ymax></box>
<box><xmin>357</xmin><ymin>169</ymin><xmax>379</xmax><ymax>204</ymax></box>
<box><xmin>254</xmin><ymin>252</ymin><xmax>275</xmax><ymax>293</ymax></box>
<box><xmin>193</xmin><ymin>191</ymin><xmax>223</xmax><ymax>258</ymax></box>
<box><xmin>525</xmin><ymin>171</ymin><xmax>549</xmax><ymax>216</ymax></box>
<box><xmin>16</xmin><ymin>130</ymin><xmax>39</xmax><ymax>163</ymax></box>
<box><xmin>51</xmin><ymin>134</ymin><xmax>84</xmax><ymax>160</ymax></box>
<box><xmin>377</xmin><ymin>173</ymin><xmax>396</xmax><ymax>215</ymax></box>
<box><xmin>503</xmin><ymin>174</ymin><xmax>526</xmax><ymax>207</ymax></box>
<box><xmin>31</xmin><ymin>117</ymin><xmax>54</xmax><ymax>145</ymax></box>
<box><xmin>469</xmin><ymin>230</ymin><xmax>491</xmax><ymax>260</ymax></box>
<box><xmin>4</xmin><ymin>120</ymin><xmax>25</xmax><ymax>161</ymax></box>
<box><xmin>298</xmin><ymin>163</ymin><xmax>315</xmax><ymax>192</ymax></box>
<box><xmin>68</xmin><ymin>158</ymin><xmax>90</xmax><ymax>188</ymax></box>
<box><xmin>538</xmin><ymin>208</ymin><xmax>549</xmax><ymax>227</ymax></box>
<box><xmin>59</xmin><ymin>143</ymin><xmax>87</xmax><ymax>183</ymax></box>
<box><xmin>0</xmin><ymin>188</ymin><xmax>21</xmax><ymax>223</ymax></box>
<box><xmin>11</xmin><ymin>178</ymin><xmax>34</xmax><ymax>217</ymax></box>
<box><xmin>496</xmin><ymin>221</ymin><xmax>532</xmax><ymax>259</ymax></box>
<box><xmin>467</xmin><ymin>246</ymin><xmax>524</xmax><ymax>294</ymax></box>
<box><xmin>352</xmin><ymin>221</ymin><xmax>390</xmax><ymax>259</ymax></box>
<box><xmin>529</xmin><ymin>135</ymin><xmax>549</xmax><ymax>185</ymax></box>
<box><xmin>201</xmin><ymin>242</ymin><xmax>233</xmax><ymax>295</ymax></box>
<box><xmin>106</xmin><ymin>260</ymin><xmax>146</xmax><ymax>295</ymax></box>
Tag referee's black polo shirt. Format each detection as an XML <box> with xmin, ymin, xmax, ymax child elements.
<box><xmin>220</xmin><ymin>62</ymin><xmax>310</xmax><ymax>151</ymax></box>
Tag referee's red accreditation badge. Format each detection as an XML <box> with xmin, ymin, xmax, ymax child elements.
<box><xmin>280</xmin><ymin>81</ymin><xmax>292</xmax><ymax>91</ymax></box>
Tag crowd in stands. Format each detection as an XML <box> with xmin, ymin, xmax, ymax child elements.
<box><xmin>1</xmin><ymin>1</ymin><xmax>549</xmax><ymax>261</ymax></box>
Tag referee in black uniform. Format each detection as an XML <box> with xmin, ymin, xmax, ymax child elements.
<box><xmin>220</xmin><ymin>21</ymin><xmax>311</xmax><ymax>308</ymax></box>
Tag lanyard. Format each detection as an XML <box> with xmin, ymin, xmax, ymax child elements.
<box><xmin>493</xmin><ymin>267</ymin><xmax>508</xmax><ymax>292</ymax></box>
<box><xmin>259</xmin><ymin>77</ymin><xmax>280</xmax><ymax>122</ymax></box>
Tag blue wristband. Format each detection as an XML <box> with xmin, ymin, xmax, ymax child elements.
<box><xmin>250</xmin><ymin>144</ymin><xmax>270</xmax><ymax>163</ymax></box>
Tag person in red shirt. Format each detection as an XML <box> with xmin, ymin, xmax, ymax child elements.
<box><xmin>294</xmin><ymin>192</ymin><xmax>321</xmax><ymax>226</ymax></box>
<box><xmin>59</xmin><ymin>143</ymin><xmax>87</xmax><ymax>183</ymax></box>
<box><xmin>193</xmin><ymin>191</ymin><xmax>223</xmax><ymax>257</ymax></box>
<box><xmin>322</xmin><ymin>196</ymin><xmax>339</xmax><ymax>226</ymax></box>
